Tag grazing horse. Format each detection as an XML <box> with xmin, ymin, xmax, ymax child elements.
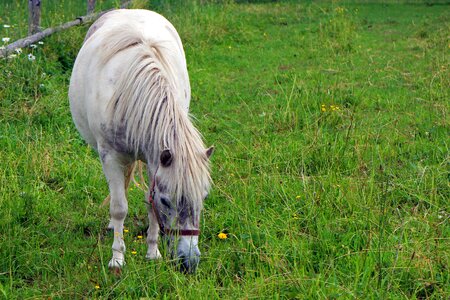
<box><xmin>69</xmin><ymin>9</ymin><xmax>213</xmax><ymax>273</ymax></box>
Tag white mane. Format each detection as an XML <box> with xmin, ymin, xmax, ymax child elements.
<box><xmin>100</xmin><ymin>25</ymin><xmax>211</xmax><ymax>214</ymax></box>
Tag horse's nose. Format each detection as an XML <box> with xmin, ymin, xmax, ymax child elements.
<box><xmin>177</xmin><ymin>236</ymin><xmax>200</xmax><ymax>273</ymax></box>
<box><xmin>179</xmin><ymin>250</ymin><xmax>200</xmax><ymax>273</ymax></box>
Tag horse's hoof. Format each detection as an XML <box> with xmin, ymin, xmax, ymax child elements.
<box><xmin>108</xmin><ymin>258</ymin><xmax>125</xmax><ymax>271</ymax></box>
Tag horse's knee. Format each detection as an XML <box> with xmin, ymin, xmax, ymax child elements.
<box><xmin>110</xmin><ymin>200</ymin><xmax>128</xmax><ymax>220</ymax></box>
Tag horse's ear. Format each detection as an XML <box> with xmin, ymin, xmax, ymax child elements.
<box><xmin>160</xmin><ymin>149</ymin><xmax>173</xmax><ymax>167</ymax></box>
<box><xmin>206</xmin><ymin>146</ymin><xmax>214</xmax><ymax>159</ymax></box>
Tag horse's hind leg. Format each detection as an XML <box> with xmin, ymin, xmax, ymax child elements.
<box><xmin>99</xmin><ymin>147</ymin><xmax>129</xmax><ymax>269</ymax></box>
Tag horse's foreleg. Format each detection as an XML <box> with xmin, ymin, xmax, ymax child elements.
<box><xmin>102</xmin><ymin>162</ymin><xmax>136</xmax><ymax>230</ymax></box>
<box><xmin>100</xmin><ymin>148</ymin><xmax>129</xmax><ymax>269</ymax></box>
<box><xmin>146</xmin><ymin>199</ymin><xmax>162</xmax><ymax>260</ymax></box>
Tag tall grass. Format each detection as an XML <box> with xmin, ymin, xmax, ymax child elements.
<box><xmin>0</xmin><ymin>0</ymin><xmax>449</xmax><ymax>298</ymax></box>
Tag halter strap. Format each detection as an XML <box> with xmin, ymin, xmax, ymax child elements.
<box><xmin>148</xmin><ymin>165</ymin><xmax>200</xmax><ymax>237</ymax></box>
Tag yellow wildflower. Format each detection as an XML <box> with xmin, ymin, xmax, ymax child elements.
<box><xmin>321</xmin><ymin>104</ymin><xmax>326</xmax><ymax>112</ymax></box>
<box><xmin>137</xmin><ymin>235</ymin><xmax>143</xmax><ymax>239</ymax></box>
<box><xmin>335</xmin><ymin>7</ymin><xmax>344</xmax><ymax>14</ymax></box>
<box><xmin>95</xmin><ymin>285</ymin><xmax>100</xmax><ymax>289</ymax></box>
<box><xmin>131</xmin><ymin>250</ymin><xmax>137</xmax><ymax>255</ymax></box>
<box><xmin>218</xmin><ymin>233</ymin><xmax>228</xmax><ymax>239</ymax></box>
<box><xmin>293</xmin><ymin>213</ymin><xmax>300</xmax><ymax>220</ymax></box>
<box><xmin>124</xmin><ymin>229</ymin><xmax>129</xmax><ymax>233</ymax></box>
<box><xmin>296</xmin><ymin>195</ymin><xmax>301</xmax><ymax>200</ymax></box>
<box><xmin>331</xmin><ymin>105</ymin><xmax>340</xmax><ymax>111</ymax></box>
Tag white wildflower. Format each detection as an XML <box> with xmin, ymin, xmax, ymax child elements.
<box><xmin>2</xmin><ymin>37</ymin><xmax>10</xmax><ymax>43</ymax></box>
<box><xmin>15</xmin><ymin>48</ymin><xmax>22</xmax><ymax>54</ymax></box>
<box><xmin>30</xmin><ymin>44</ymin><xmax>37</xmax><ymax>49</ymax></box>
<box><xmin>28</xmin><ymin>53</ymin><xmax>36</xmax><ymax>61</ymax></box>
<box><xmin>38</xmin><ymin>41</ymin><xmax>44</xmax><ymax>45</ymax></box>
<box><xmin>3</xmin><ymin>24</ymin><xmax>11</xmax><ymax>28</ymax></box>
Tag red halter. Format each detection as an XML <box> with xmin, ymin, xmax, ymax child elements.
<box><xmin>148</xmin><ymin>166</ymin><xmax>200</xmax><ymax>236</ymax></box>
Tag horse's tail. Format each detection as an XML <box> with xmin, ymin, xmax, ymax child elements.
<box><xmin>101</xmin><ymin>161</ymin><xmax>148</xmax><ymax>208</ymax></box>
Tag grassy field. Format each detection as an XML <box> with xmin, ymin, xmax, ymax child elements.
<box><xmin>0</xmin><ymin>0</ymin><xmax>449</xmax><ymax>298</ymax></box>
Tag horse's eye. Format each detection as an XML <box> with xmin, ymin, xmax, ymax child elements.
<box><xmin>160</xmin><ymin>196</ymin><xmax>171</xmax><ymax>208</ymax></box>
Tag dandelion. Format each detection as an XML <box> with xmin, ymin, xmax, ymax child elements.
<box><xmin>2</xmin><ymin>37</ymin><xmax>10</xmax><ymax>43</ymax></box>
<box><xmin>30</xmin><ymin>44</ymin><xmax>37</xmax><ymax>49</ymax></box>
<box><xmin>137</xmin><ymin>235</ymin><xmax>143</xmax><ymax>239</ymax></box>
<box><xmin>94</xmin><ymin>285</ymin><xmax>100</xmax><ymax>290</ymax></box>
<box><xmin>15</xmin><ymin>48</ymin><xmax>22</xmax><ymax>54</ymax></box>
<box><xmin>335</xmin><ymin>7</ymin><xmax>344</xmax><ymax>14</ymax></box>
<box><xmin>131</xmin><ymin>250</ymin><xmax>137</xmax><ymax>255</ymax></box>
<box><xmin>3</xmin><ymin>24</ymin><xmax>11</xmax><ymax>28</ymax></box>
<box><xmin>218</xmin><ymin>232</ymin><xmax>228</xmax><ymax>239</ymax></box>
<box><xmin>27</xmin><ymin>53</ymin><xmax>35</xmax><ymax>61</ymax></box>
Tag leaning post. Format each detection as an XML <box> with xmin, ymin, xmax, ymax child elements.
<box><xmin>28</xmin><ymin>0</ymin><xmax>41</xmax><ymax>35</ymax></box>
<box><xmin>87</xmin><ymin>0</ymin><xmax>96</xmax><ymax>14</ymax></box>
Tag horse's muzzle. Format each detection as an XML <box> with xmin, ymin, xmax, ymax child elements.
<box><xmin>179</xmin><ymin>251</ymin><xmax>200</xmax><ymax>273</ymax></box>
<box><xmin>176</xmin><ymin>236</ymin><xmax>200</xmax><ymax>273</ymax></box>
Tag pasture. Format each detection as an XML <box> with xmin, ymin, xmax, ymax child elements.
<box><xmin>0</xmin><ymin>0</ymin><xmax>449</xmax><ymax>298</ymax></box>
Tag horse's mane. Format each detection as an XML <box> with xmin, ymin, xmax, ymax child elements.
<box><xmin>99</xmin><ymin>24</ymin><xmax>210</xmax><ymax>215</ymax></box>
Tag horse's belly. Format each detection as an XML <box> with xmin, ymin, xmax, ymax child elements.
<box><xmin>69</xmin><ymin>43</ymin><xmax>114</xmax><ymax>149</ymax></box>
<box><xmin>69</xmin><ymin>41</ymin><xmax>138</xmax><ymax>149</ymax></box>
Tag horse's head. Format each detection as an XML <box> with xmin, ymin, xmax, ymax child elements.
<box><xmin>151</xmin><ymin>146</ymin><xmax>213</xmax><ymax>273</ymax></box>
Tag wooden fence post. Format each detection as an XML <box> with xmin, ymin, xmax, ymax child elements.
<box><xmin>87</xmin><ymin>0</ymin><xmax>96</xmax><ymax>14</ymax></box>
<box><xmin>28</xmin><ymin>0</ymin><xmax>41</xmax><ymax>35</ymax></box>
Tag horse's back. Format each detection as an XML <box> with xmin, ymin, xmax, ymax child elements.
<box><xmin>69</xmin><ymin>9</ymin><xmax>190</xmax><ymax>150</ymax></box>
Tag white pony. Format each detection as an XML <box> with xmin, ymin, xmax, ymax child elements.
<box><xmin>69</xmin><ymin>9</ymin><xmax>213</xmax><ymax>273</ymax></box>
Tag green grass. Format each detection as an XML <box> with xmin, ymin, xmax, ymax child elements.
<box><xmin>1</xmin><ymin>0</ymin><xmax>449</xmax><ymax>298</ymax></box>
